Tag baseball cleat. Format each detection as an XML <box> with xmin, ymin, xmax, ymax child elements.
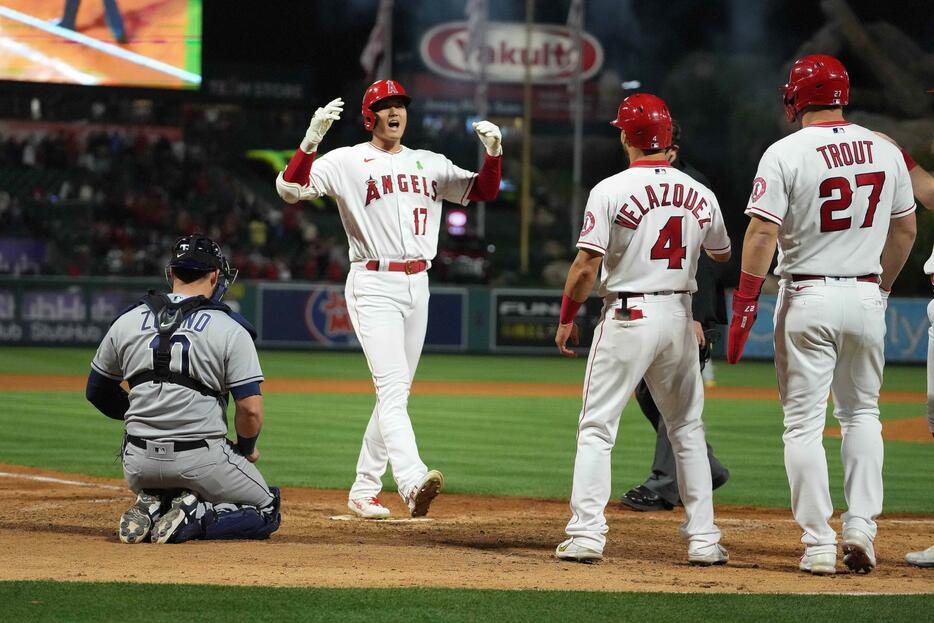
<box><xmin>799</xmin><ymin>551</ymin><xmax>837</xmax><ymax>575</ymax></box>
<box><xmin>348</xmin><ymin>496</ymin><xmax>391</xmax><ymax>519</ymax></box>
<box><xmin>905</xmin><ymin>545</ymin><xmax>934</xmax><ymax>568</ymax></box>
<box><xmin>407</xmin><ymin>470</ymin><xmax>443</xmax><ymax>517</ymax></box>
<box><xmin>842</xmin><ymin>528</ymin><xmax>876</xmax><ymax>574</ymax></box>
<box><xmin>555</xmin><ymin>538</ymin><xmax>603</xmax><ymax>563</ymax></box>
<box><xmin>688</xmin><ymin>543</ymin><xmax>729</xmax><ymax>566</ymax></box>
<box><xmin>620</xmin><ymin>485</ymin><xmax>674</xmax><ymax>512</ymax></box>
<box><xmin>151</xmin><ymin>491</ymin><xmax>199</xmax><ymax>544</ymax></box>
<box><xmin>118</xmin><ymin>492</ymin><xmax>162</xmax><ymax>544</ymax></box>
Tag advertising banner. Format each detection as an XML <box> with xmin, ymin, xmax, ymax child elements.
<box><xmin>257</xmin><ymin>283</ymin><xmax>466</xmax><ymax>350</ymax></box>
<box><xmin>0</xmin><ymin>282</ymin><xmax>155</xmax><ymax>345</ymax></box>
<box><xmin>491</xmin><ymin>288</ymin><xmax>602</xmax><ymax>353</ymax></box>
<box><xmin>733</xmin><ymin>294</ymin><xmax>931</xmax><ymax>364</ymax></box>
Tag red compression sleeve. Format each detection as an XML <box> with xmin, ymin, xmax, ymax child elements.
<box><xmin>466</xmin><ymin>153</ymin><xmax>502</xmax><ymax>202</ymax></box>
<box><xmin>900</xmin><ymin>147</ymin><xmax>917</xmax><ymax>171</ymax></box>
<box><xmin>560</xmin><ymin>294</ymin><xmax>583</xmax><ymax>325</ymax></box>
<box><xmin>283</xmin><ymin>148</ymin><xmax>316</xmax><ymax>184</ymax></box>
<box><xmin>736</xmin><ymin>271</ymin><xmax>765</xmax><ymax>298</ymax></box>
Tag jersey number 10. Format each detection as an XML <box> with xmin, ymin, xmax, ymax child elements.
<box><xmin>148</xmin><ymin>335</ymin><xmax>192</xmax><ymax>374</ymax></box>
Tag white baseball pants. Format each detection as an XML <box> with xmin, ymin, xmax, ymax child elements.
<box><xmin>564</xmin><ymin>293</ymin><xmax>721</xmax><ymax>554</ymax></box>
<box><xmin>774</xmin><ymin>278</ymin><xmax>885</xmax><ymax>556</ymax></box>
<box><xmin>927</xmin><ymin>298</ymin><xmax>934</xmax><ymax>434</ymax></box>
<box><xmin>344</xmin><ymin>265</ymin><xmax>430</xmax><ymax>502</ymax></box>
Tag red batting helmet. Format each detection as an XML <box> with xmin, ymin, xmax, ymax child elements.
<box><xmin>361</xmin><ymin>79</ymin><xmax>412</xmax><ymax>131</ymax></box>
<box><xmin>782</xmin><ymin>54</ymin><xmax>849</xmax><ymax>123</ymax></box>
<box><xmin>610</xmin><ymin>93</ymin><xmax>673</xmax><ymax>150</ymax></box>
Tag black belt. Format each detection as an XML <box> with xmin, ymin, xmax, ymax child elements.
<box><xmin>126</xmin><ymin>434</ymin><xmax>208</xmax><ymax>452</ymax></box>
<box><xmin>618</xmin><ymin>290</ymin><xmax>689</xmax><ymax>299</ymax></box>
<box><xmin>791</xmin><ymin>274</ymin><xmax>880</xmax><ymax>284</ymax></box>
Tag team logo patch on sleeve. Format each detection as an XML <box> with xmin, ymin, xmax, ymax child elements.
<box><xmin>580</xmin><ymin>211</ymin><xmax>596</xmax><ymax>236</ymax></box>
<box><xmin>750</xmin><ymin>177</ymin><xmax>767</xmax><ymax>202</ymax></box>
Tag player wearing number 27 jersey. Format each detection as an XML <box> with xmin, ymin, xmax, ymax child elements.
<box><xmin>728</xmin><ymin>55</ymin><xmax>916</xmax><ymax>576</ymax></box>
<box><xmin>554</xmin><ymin>94</ymin><xmax>731</xmax><ymax>566</ymax></box>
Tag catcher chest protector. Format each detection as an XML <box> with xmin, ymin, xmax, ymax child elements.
<box><xmin>126</xmin><ymin>292</ymin><xmax>237</xmax><ymax>399</ymax></box>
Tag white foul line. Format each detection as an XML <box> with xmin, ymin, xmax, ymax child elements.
<box><xmin>0</xmin><ymin>36</ymin><xmax>99</xmax><ymax>84</ymax></box>
<box><xmin>0</xmin><ymin>6</ymin><xmax>201</xmax><ymax>84</ymax></box>
<box><xmin>0</xmin><ymin>471</ymin><xmax>124</xmax><ymax>491</ymax></box>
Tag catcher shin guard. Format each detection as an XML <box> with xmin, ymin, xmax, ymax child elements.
<box><xmin>202</xmin><ymin>488</ymin><xmax>281</xmax><ymax>540</ymax></box>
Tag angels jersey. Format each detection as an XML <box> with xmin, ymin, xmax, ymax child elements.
<box><xmin>577</xmin><ymin>160</ymin><xmax>731</xmax><ymax>296</ymax></box>
<box><xmin>745</xmin><ymin>121</ymin><xmax>915</xmax><ymax>279</ymax></box>
<box><xmin>304</xmin><ymin>142</ymin><xmax>477</xmax><ymax>262</ymax></box>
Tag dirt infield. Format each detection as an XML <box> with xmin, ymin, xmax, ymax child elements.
<box><xmin>2</xmin><ymin>464</ymin><xmax>932</xmax><ymax>594</ymax></box>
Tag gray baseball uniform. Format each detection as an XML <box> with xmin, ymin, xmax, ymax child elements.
<box><xmin>92</xmin><ymin>294</ymin><xmax>274</xmax><ymax>508</ymax></box>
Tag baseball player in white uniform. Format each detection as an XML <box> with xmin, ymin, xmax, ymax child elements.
<box><xmin>882</xmin><ymin>135</ymin><xmax>934</xmax><ymax>569</ymax></box>
<box><xmin>554</xmin><ymin>94</ymin><xmax>731</xmax><ymax>565</ymax></box>
<box><xmin>275</xmin><ymin>80</ymin><xmax>502</xmax><ymax>518</ymax></box>
<box><xmin>728</xmin><ymin>55</ymin><xmax>917</xmax><ymax>575</ymax></box>
<box><xmin>86</xmin><ymin>235</ymin><xmax>281</xmax><ymax>544</ymax></box>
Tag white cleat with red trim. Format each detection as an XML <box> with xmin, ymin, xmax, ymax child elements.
<box><xmin>348</xmin><ymin>496</ymin><xmax>391</xmax><ymax>520</ymax></box>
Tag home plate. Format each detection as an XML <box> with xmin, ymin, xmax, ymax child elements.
<box><xmin>329</xmin><ymin>514</ymin><xmax>434</xmax><ymax>523</ymax></box>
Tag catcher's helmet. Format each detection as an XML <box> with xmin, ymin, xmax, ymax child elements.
<box><xmin>361</xmin><ymin>79</ymin><xmax>411</xmax><ymax>131</ymax></box>
<box><xmin>782</xmin><ymin>54</ymin><xmax>849</xmax><ymax>123</ymax></box>
<box><xmin>610</xmin><ymin>93</ymin><xmax>673</xmax><ymax>150</ymax></box>
<box><xmin>167</xmin><ymin>234</ymin><xmax>238</xmax><ymax>302</ymax></box>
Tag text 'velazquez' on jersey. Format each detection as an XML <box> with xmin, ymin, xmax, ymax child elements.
<box><xmin>364</xmin><ymin>173</ymin><xmax>439</xmax><ymax>206</ymax></box>
<box><xmin>614</xmin><ymin>183</ymin><xmax>712</xmax><ymax>231</ymax></box>
<box><xmin>815</xmin><ymin>140</ymin><xmax>874</xmax><ymax>170</ymax></box>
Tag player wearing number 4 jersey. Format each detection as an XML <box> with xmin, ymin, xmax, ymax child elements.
<box><xmin>728</xmin><ymin>55</ymin><xmax>917</xmax><ymax>575</ymax></box>
<box><xmin>554</xmin><ymin>94</ymin><xmax>731</xmax><ymax>565</ymax></box>
<box><xmin>275</xmin><ymin>80</ymin><xmax>502</xmax><ymax>519</ymax></box>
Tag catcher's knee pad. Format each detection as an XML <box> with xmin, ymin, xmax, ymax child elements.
<box><xmin>202</xmin><ymin>487</ymin><xmax>281</xmax><ymax>540</ymax></box>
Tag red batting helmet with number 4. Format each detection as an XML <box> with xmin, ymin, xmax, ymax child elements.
<box><xmin>361</xmin><ymin>79</ymin><xmax>412</xmax><ymax>131</ymax></box>
<box><xmin>782</xmin><ymin>54</ymin><xmax>849</xmax><ymax>123</ymax></box>
<box><xmin>610</xmin><ymin>93</ymin><xmax>673</xmax><ymax>150</ymax></box>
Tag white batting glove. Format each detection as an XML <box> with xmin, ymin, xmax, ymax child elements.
<box><xmin>300</xmin><ymin>97</ymin><xmax>344</xmax><ymax>153</ymax></box>
<box><xmin>472</xmin><ymin>120</ymin><xmax>502</xmax><ymax>157</ymax></box>
<box><xmin>880</xmin><ymin>287</ymin><xmax>890</xmax><ymax>311</ymax></box>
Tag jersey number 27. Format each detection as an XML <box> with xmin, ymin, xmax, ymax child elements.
<box><xmin>819</xmin><ymin>172</ymin><xmax>885</xmax><ymax>232</ymax></box>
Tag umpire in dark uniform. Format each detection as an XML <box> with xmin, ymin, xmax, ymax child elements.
<box><xmin>619</xmin><ymin>122</ymin><xmax>731</xmax><ymax>511</ymax></box>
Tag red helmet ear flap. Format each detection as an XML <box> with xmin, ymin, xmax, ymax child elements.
<box><xmin>361</xmin><ymin>80</ymin><xmax>411</xmax><ymax>132</ymax></box>
<box><xmin>610</xmin><ymin>93</ymin><xmax>673</xmax><ymax>150</ymax></box>
<box><xmin>782</xmin><ymin>55</ymin><xmax>849</xmax><ymax>123</ymax></box>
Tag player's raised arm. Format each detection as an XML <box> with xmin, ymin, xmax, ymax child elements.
<box><xmin>466</xmin><ymin>120</ymin><xmax>503</xmax><ymax>202</ymax></box>
<box><xmin>275</xmin><ymin>97</ymin><xmax>344</xmax><ymax>203</ymax></box>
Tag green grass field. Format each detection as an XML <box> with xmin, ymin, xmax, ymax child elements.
<box><xmin>1</xmin><ymin>348</ymin><xmax>929</xmax><ymax>510</ymax></box>
<box><xmin>2</xmin><ymin>581</ymin><xmax>931</xmax><ymax>623</ymax></box>
<box><xmin>0</xmin><ymin>347</ymin><xmax>930</xmax><ymax>619</ymax></box>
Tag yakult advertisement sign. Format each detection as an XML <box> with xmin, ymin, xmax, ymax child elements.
<box><xmin>420</xmin><ymin>22</ymin><xmax>603</xmax><ymax>84</ymax></box>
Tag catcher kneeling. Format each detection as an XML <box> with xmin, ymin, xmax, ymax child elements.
<box><xmin>85</xmin><ymin>234</ymin><xmax>281</xmax><ymax>543</ymax></box>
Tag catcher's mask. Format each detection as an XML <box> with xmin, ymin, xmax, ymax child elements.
<box><xmin>166</xmin><ymin>234</ymin><xmax>238</xmax><ymax>302</ymax></box>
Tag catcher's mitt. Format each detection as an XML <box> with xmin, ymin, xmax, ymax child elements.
<box><xmin>699</xmin><ymin>328</ymin><xmax>721</xmax><ymax>369</ymax></box>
